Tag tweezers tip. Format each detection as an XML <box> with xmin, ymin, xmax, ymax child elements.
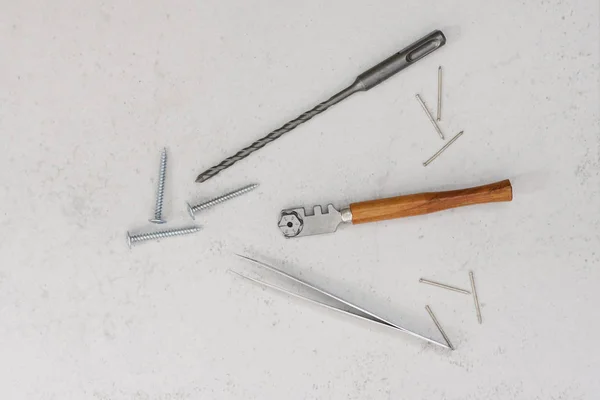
<box><xmin>235</xmin><ymin>254</ymin><xmax>270</xmax><ymax>268</ymax></box>
<box><xmin>234</xmin><ymin>253</ymin><xmax>253</xmax><ymax>261</ymax></box>
<box><xmin>228</xmin><ymin>269</ymin><xmax>256</xmax><ymax>281</ymax></box>
<box><xmin>434</xmin><ymin>341</ymin><xmax>452</xmax><ymax>350</ymax></box>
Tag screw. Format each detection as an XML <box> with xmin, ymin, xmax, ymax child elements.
<box><xmin>126</xmin><ymin>226</ymin><xmax>201</xmax><ymax>248</ymax></box>
<box><xmin>150</xmin><ymin>148</ymin><xmax>168</xmax><ymax>224</ymax></box>
<box><xmin>187</xmin><ymin>183</ymin><xmax>259</xmax><ymax>220</ymax></box>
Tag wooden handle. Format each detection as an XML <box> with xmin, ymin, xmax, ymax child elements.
<box><xmin>350</xmin><ymin>179</ymin><xmax>512</xmax><ymax>225</ymax></box>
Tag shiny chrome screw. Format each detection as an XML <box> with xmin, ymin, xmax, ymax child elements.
<box><xmin>187</xmin><ymin>183</ymin><xmax>259</xmax><ymax>220</ymax></box>
<box><xmin>127</xmin><ymin>226</ymin><xmax>201</xmax><ymax>248</ymax></box>
<box><xmin>150</xmin><ymin>148</ymin><xmax>168</xmax><ymax>224</ymax></box>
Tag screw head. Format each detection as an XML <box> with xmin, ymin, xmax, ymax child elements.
<box><xmin>149</xmin><ymin>218</ymin><xmax>166</xmax><ymax>224</ymax></box>
<box><xmin>278</xmin><ymin>212</ymin><xmax>303</xmax><ymax>238</ymax></box>
<box><xmin>186</xmin><ymin>203</ymin><xmax>196</xmax><ymax>220</ymax></box>
<box><xmin>126</xmin><ymin>231</ymin><xmax>132</xmax><ymax>249</ymax></box>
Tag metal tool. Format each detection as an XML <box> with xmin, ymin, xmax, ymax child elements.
<box><xmin>195</xmin><ymin>30</ymin><xmax>447</xmax><ymax>183</ymax></box>
<box><xmin>419</xmin><ymin>278</ymin><xmax>471</xmax><ymax>295</ymax></box>
<box><xmin>423</xmin><ymin>130</ymin><xmax>464</xmax><ymax>166</ymax></box>
<box><xmin>278</xmin><ymin>179</ymin><xmax>513</xmax><ymax>238</ymax></box>
<box><xmin>469</xmin><ymin>271</ymin><xmax>482</xmax><ymax>324</ymax></box>
<box><xmin>150</xmin><ymin>148</ymin><xmax>168</xmax><ymax>224</ymax></box>
<box><xmin>126</xmin><ymin>226</ymin><xmax>201</xmax><ymax>248</ymax></box>
<box><xmin>425</xmin><ymin>305</ymin><xmax>454</xmax><ymax>350</ymax></box>
<box><xmin>187</xmin><ymin>183</ymin><xmax>258</xmax><ymax>220</ymax></box>
<box><xmin>415</xmin><ymin>94</ymin><xmax>444</xmax><ymax>139</ymax></box>
<box><xmin>233</xmin><ymin>254</ymin><xmax>450</xmax><ymax>349</ymax></box>
<box><xmin>437</xmin><ymin>66</ymin><xmax>442</xmax><ymax>121</ymax></box>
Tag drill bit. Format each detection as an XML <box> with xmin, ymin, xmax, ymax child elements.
<box><xmin>195</xmin><ymin>30</ymin><xmax>446</xmax><ymax>183</ymax></box>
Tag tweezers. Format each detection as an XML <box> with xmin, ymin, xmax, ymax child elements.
<box><xmin>233</xmin><ymin>254</ymin><xmax>450</xmax><ymax>349</ymax></box>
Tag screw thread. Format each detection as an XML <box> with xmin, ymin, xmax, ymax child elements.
<box><xmin>191</xmin><ymin>184</ymin><xmax>258</xmax><ymax>214</ymax></box>
<box><xmin>129</xmin><ymin>226</ymin><xmax>201</xmax><ymax>245</ymax></box>
<box><xmin>152</xmin><ymin>148</ymin><xmax>168</xmax><ymax>221</ymax></box>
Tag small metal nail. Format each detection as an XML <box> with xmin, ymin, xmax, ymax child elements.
<box><xmin>416</xmin><ymin>94</ymin><xmax>444</xmax><ymax>140</ymax></box>
<box><xmin>419</xmin><ymin>278</ymin><xmax>471</xmax><ymax>295</ymax></box>
<box><xmin>425</xmin><ymin>305</ymin><xmax>454</xmax><ymax>350</ymax></box>
<box><xmin>469</xmin><ymin>271</ymin><xmax>482</xmax><ymax>324</ymax></box>
<box><xmin>437</xmin><ymin>66</ymin><xmax>442</xmax><ymax>122</ymax></box>
<box><xmin>423</xmin><ymin>130</ymin><xmax>464</xmax><ymax>166</ymax></box>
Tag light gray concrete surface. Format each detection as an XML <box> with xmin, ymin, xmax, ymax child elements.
<box><xmin>1</xmin><ymin>1</ymin><xmax>599</xmax><ymax>399</ymax></box>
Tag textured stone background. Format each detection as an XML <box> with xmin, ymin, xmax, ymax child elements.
<box><xmin>1</xmin><ymin>0</ymin><xmax>599</xmax><ymax>399</ymax></box>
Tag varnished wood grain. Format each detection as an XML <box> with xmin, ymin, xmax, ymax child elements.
<box><xmin>350</xmin><ymin>179</ymin><xmax>512</xmax><ymax>225</ymax></box>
